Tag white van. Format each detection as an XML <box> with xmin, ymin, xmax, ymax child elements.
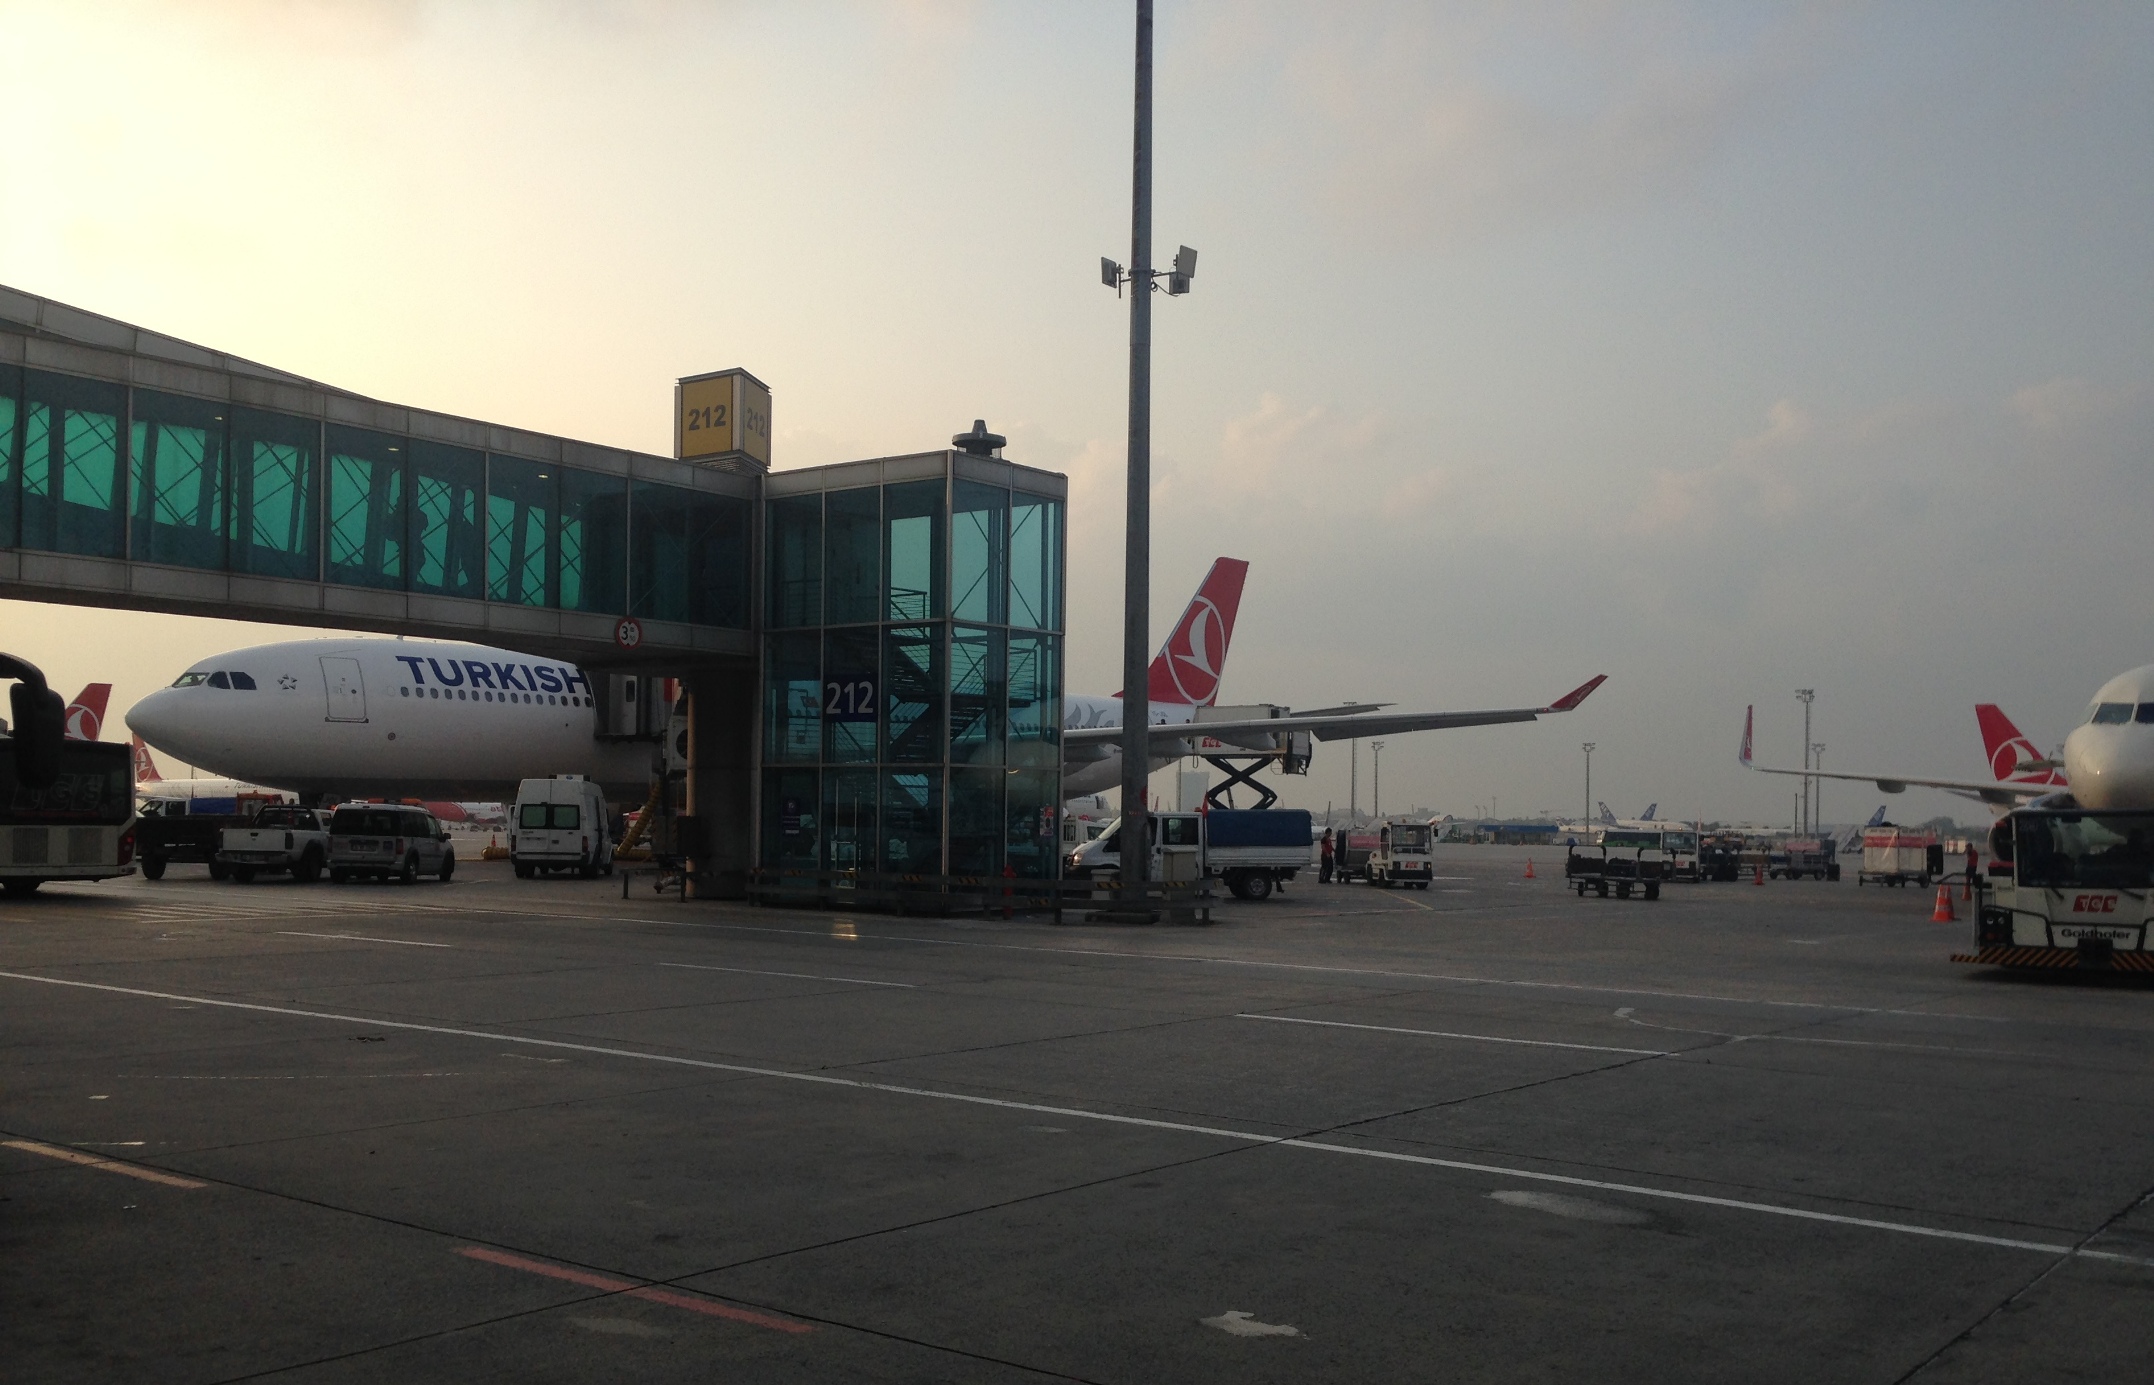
<box><xmin>511</xmin><ymin>776</ymin><xmax>613</xmax><ymax>878</ymax></box>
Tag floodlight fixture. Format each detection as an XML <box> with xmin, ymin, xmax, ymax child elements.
<box><xmin>1166</xmin><ymin>244</ymin><xmax>1197</xmax><ymax>295</ymax></box>
<box><xmin>1101</xmin><ymin>256</ymin><xmax>1124</xmax><ymax>291</ymax></box>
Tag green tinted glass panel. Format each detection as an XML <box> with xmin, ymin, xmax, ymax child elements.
<box><xmin>884</xmin><ymin>480</ymin><xmax>943</xmax><ymax>621</ymax></box>
<box><xmin>558</xmin><ymin>467</ymin><xmax>626</xmax><ymax>613</ymax></box>
<box><xmin>884</xmin><ymin>624</ymin><xmax>943</xmax><ymax>763</ymax></box>
<box><xmin>629</xmin><ymin>483</ymin><xmax>748</xmax><ymax>627</ymax></box>
<box><xmin>761</xmin><ymin>768</ymin><xmax>819</xmax><ymax>868</ymax></box>
<box><xmin>486</xmin><ymin>456</ymin><xmax>556</xmax><ymax>606</ymax></box>
<box><xmin>763</xmin><ymin>631</ymin><xmax>820</xmax><ymax>763</ymax></box>
<box><xmin>949</xmin><ymin>625</ymin><xmax>1004</xmax><ymax>766</ymax></box>
<box><xmin>766</xmin><ymin>493</ymin><xmax>821</xmax><ymax>627</ymax></box>
<box><xmin>1004</xmin><ymin>770</ymin><xmax>1058</xmax><ymax>879</ymax></box>
<box><xmin>1007</xmin><ymin>632</ymin><xmax>1059</xmax><ymax>758</ymax></box>
<box><xmin>408</xmin><ymin>440</ymin><xmax>483</xmax><ymax>599</ymax></box>
<box><xmin>324</xmin><ymin>424</ymin><xmax>403</xmax><ymax>589</ymax></box>
<box><xmin>881</xmin><ymin>770</ymin><xmax>941</xmax><ymax>874</ymax></box>
<box><xmin>628</xmin><ymin>480</ymin><xmax>688</xmax><ymax>622</ymax></box>
<box><xmin>0</xmin><ymin>365</ymin><xmax>17</xmax><ymax>546</ymax></box>
<box><xmin>20</xmin><ymin>370</ymin><xmax>123</xmax><ymax>558</ymax></box>
<box><xmin>1010</xmin><ymin>492</ymin><xmax>1062</xmax><ymax>631</ymax></box>
<box><xmin>229</xmin><ymin>406</ymin><xmax>318</xmax><ymax>579</ymax></box>
<box><xmin>822</xmin><ymin>768</ymin><xmax>877</xmax><ymax>872</ymax></box>
<box><xmin>824</xmin><ymin>486</ymin><xmax>879</xmax><ymax>624</ymax></box>
<box><xmin>950</xmin><ymin>480</ymin><xmax>1007</xmax><ymax>624</ymax></box>
<box><xmin>822</xmin><ymin>626</ymin><xmax>879</xmax><ymax>763</ymax></box>
<box><xmin>132</xmin><ymin>391</ymin><xmax>228</xmax><ymax>570</ymax></box>
<box><xmin>690</xmin><ymin>493</ymin><xmax>750</xmax><ymax>628</ymax></box>
<box><xmin>948</xmin><ymin>767</ymin><xmax>1003</xmax><ymax>877</ymax></box>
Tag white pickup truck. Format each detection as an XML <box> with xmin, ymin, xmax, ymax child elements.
<box><xmin>217</xmin><ymin>805</ymin><xmax>330</xmax><ymax>883</ymax></box>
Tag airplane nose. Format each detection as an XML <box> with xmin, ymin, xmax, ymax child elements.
<box><xmin>2064</xmin><ymin>724</ymin><xmax>2154</xmax><ymax>812</ymax></box>
<box><xmin>124</xmin><ymin>692</ymin><xmax>184</xmax><ymax>755</ymax></box>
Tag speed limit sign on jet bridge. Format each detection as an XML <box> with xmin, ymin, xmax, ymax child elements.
<box><xmin>675</xmin><ymin>368</ymin><xmax>772</xmax><ymax>468</ymax></box>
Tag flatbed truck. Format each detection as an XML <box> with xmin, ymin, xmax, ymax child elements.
<box><xmin>1067</xmin><ymin>808</ymin><xmax>1312</xmax><ymax>900</ymax></box>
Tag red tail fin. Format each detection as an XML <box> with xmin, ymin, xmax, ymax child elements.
<box><xmin>65</xmin><ymin>683</ymin><xmax>111</xmax><ymax>741</ymax></box>
<box><xmin>1145</xmin><ymin>557</ymin><xmax>1250</xmax><ymax>707</ymax></box>
<box><xmin>130</xmin><ymin>734</ymin><xmax>163</xmax><ymax>783</ymax></box>
<box><xmin>1975</xmin><ymin>704</ymin><xmax>2066</xmax><ymax>786</ymax></box>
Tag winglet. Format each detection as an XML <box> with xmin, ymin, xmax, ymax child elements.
<box><xmin>1739</xmin><ymin>705</ymin><xmax>1754</xmax><ymax>767</ymax></box>
<box><xmin>1542</xmin><ymin>674</ymin><xmax>1606</xmax><ymax>713</ymax></box>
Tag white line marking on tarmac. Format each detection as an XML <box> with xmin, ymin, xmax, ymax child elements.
<box><xmin>275</xmin><ymin>932</ymin><xmax>452</xmax><ymax>949</ymax></box>
<box><xmin>0</xmin><ymin>968</ymin><xmax>2134</xmax><ymax>1267</ymax></box>
<box><xmin>655</xmin><ymin>961</ymin><xmax>912</xmax><ymax>988</ymax></box>
<box><xmin>1238</xmin><ymin>1013</ymin><xmax>1671</xmax><ymax>1056</ymax></box>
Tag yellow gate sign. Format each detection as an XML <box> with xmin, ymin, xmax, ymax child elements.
<box><xmin>676</xmin><ymin>369</ymin><xmax>772</xmax><ymax>467</ymax></box>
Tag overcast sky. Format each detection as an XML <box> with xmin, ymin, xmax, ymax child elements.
<box><xmin>3</xmin><ymin>1</ymin><xmax>2149</xmax><ymax>823</ymax></box>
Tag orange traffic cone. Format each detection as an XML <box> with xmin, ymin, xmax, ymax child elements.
<box><xmin>1931</xmin><ymin>884</ymin><xmax>1957</xmax><ymax>923</ymax></box>
<box><xmin>1753</xmin><ymin>862</ymin><xmax>1764</xmax><ymax>886</ymax></box>
<box><xmin>1524</xmin><ymin>858</ymin><xmax>1536</xmax><ymax>879</ymax></box>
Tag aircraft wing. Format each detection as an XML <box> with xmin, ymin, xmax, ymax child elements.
<box><xmin>1738</xmin><ymin>705</ymin><xmax>2064</xmax><ymax>807</ymax></box>
<box><xmin>1063</xmin><ymin>676</ymin><xmax>1606</xmax><ymax>750</ymax></box>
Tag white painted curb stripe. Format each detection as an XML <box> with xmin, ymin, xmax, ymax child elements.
<box><xmin>0</xmin><ymin>969</ymin><xmax>2138</xmax><ymax>1267</ymax></box>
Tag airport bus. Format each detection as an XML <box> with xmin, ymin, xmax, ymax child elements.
<box><xmin>1</xmin><ymin>656</ymin><xmax>138</xmax><ymax>896</ymax></box>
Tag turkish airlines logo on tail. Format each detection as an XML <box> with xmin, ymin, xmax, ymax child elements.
<box><xmin>65</xmin><ymin>683</ymin><xmax>111</xmax><ymax>741</ymax></box>
<box><xmin>1148</xmin><ymin>558</ymin><xmax>1249</xmax><ymax>707</ymax></box>
<box><xmin>1975</xmin><ymin>703</ymin><xmax>2066</xmax><ymax>786</ymax></box>
<box><xmin>131</xmin><ymin>734</ymin><xmax>163</xmax><ymax>783</ymax></box>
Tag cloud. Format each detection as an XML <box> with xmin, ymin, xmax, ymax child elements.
<box><xmin>2008</xmin><ymin>376</ymin><xmax>2137</xmax><ymax>432</ymax></box>
<box><xmin>1207</xmin><ymin>2</ymin><xmax>1836</xmax><ymax>245</ymax></box>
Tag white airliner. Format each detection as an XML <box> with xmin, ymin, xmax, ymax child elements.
<box><xmin>126</xmin><ymin>556</ymin><xmax>1605</xmax><ymax>808</ymax></box>
<box><xmin>1058</xmin><ymin>556</ymin><xmax>1606</xmax><ymax>799</ymax></box>
<box><xmin>126</xmin><ymin>641</ymin><xmax>648</xmax><ymax>801</ymax></box>
<box><xmin>1740</xmin><ymin>669</ymin><xmax>2154</xmax><ymax>813</ymax></box>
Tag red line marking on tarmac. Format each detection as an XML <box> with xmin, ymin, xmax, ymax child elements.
<box><xmin>455</xmin><ymin>1246</ymin><xmax>812</xmax><ymax>1334</ymax></box>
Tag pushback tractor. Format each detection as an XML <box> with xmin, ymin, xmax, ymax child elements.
<box><xmin>1958</xmin><ymin>807</ymin><xmax>2154</xmax><ymax>972</ymax></box>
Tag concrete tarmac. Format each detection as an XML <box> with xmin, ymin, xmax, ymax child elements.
<box><xmin>3</xmin><ymin>846</ymin><xmax>2151</xmax><ymax>1382</ymax></box>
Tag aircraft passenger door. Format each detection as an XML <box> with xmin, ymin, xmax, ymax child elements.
<box><xmin>321</xmin><ymin>657</ymin><xmax>367</xmax><ymax>722</ymax></box>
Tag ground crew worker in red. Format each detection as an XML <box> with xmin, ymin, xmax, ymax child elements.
<box><xmin>1318</xmin><ymin>829</ymin><xmax>1335</xmax><ymax>884</ymax></box>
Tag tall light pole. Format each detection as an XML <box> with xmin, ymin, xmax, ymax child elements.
<box><xmin>1795</xmin><ymin>689</ymin><xmax>1815</xmax><ymax>834</ymax></box>
<box><xmin>1100</xmin><ymin>0</ymin><xmax>1196</xmax><ymax>915</ymax></box>
<box><xmin>1371</xmin><ymin>741</ymin><xmax>1386</xmax><ymax>819</ymax></box>
<box><xmin>1582</xmin><ymin>743</ymin><xmax>1595</xmax><ymax>825</ymax></box>
<box><xmin>1349</xmin><ymin>737</ymin><xmax>1358</xmax><ymax>822</ymax></box>
<box><xmin>1116</xmin><ymin>0</ymin><xmax>1156</xmax><ymax>907</ymax></box>
<box><xmin>1812</xmin><ymin>743</ymin><xmax>1825</xmax><ymax>833</ymax></box>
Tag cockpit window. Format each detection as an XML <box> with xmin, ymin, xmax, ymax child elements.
<box><xmin>171</xmin><ymin>671</ymin><xmax>209</xmax><ymax>688</ymax></box>
<box><xmin>2091</xmin><ymin>702</ymin><xmax>2133</xmax><ymax>725</ymax></box>
<box><xmin>230</xmin><ymin>672</ymin><xmax>257</xmax><ymax>690</ymax></box>
<box><xmin>207</xmin><ymin>672</ymin><xmax>231</xmax><ymax>689</ymax></box>
<box><xmin>2136</xmin><ymin>703</ymin><xmax>2154</xmax><ymax>725</ymax></box>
